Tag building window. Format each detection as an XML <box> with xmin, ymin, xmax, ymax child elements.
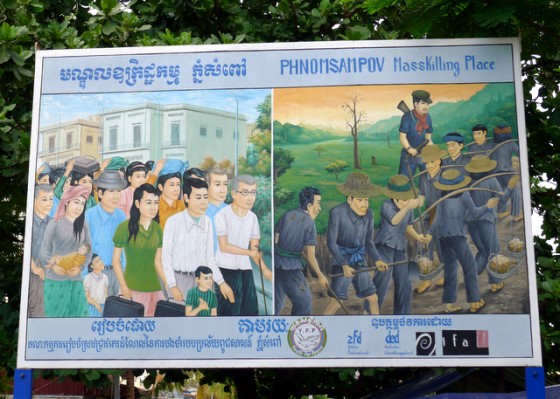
<box><xmin>171</xmin><ymin>122</ymin><xmax>180</xmax><ymax>145</ymax></box>
<box><xmin>48</xmin><ymin>136</ymin><xmax>55</xmax><ymax>153</ymax></box>
<box><xmin>133</xmin><ymin>124</ymin><xmax>142</xmax><ymax>148</ymax></box>
<box><xmin>109</xmin><ymin>126</ymin><xmax>117</xmax><ymax>151</ymax></box>
<box><xmin>66</xmin><ymin>132</ymin><xmax>72</xmax><ymax>149</ymax></box>
<box><xmin>200</xmin><ymin>126</ymin><xmax>207</xmax><ymax>137</ymax></box>
<box><xmin>216</xmin><ymin>128</ymin><xmax>223</xmax><ymax>138</ymax></box>
<box><xmin>86</xmin><ymin>135</ymin><xmax>93</xmax><ymax>144</ymax></box>
<box><xmin>232</xmin><ymin>130</ymin><xmax>237</xmax><ymax>140</ymax></box>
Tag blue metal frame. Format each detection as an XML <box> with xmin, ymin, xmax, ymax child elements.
<box><xmin>13</xmin><ymin>369</ymin><xmax>32</xmax><ymax>399</ymax></box>
<box><xmin>13</xmin><ymin>366</ymin><xmax>545</xmax><ymax>397</ymax></box>
<box><xmin>525</xmin><ymin>367</ymin><xmax>545</xmax><ymax>398</ymax></box>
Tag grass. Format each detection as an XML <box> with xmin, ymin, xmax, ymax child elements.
<box><xmin>275</xmin><ymin>138</ymin><xmax>403</xmax><ymax>234</ymax></box>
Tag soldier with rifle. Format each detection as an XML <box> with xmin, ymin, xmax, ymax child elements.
<box><xmin>397</xmin><ymin>90</ymin><xmax>434</xmax><ymax>177</ymax></box>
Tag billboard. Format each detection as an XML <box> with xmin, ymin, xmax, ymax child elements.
<box><xmin>18</xmin><ymin>38</ymin><xmax>541</xmax><ymax>368</ymax></box>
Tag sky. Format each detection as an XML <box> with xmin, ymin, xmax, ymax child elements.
<box><xmin>39</xmin><ymin>89</ymin><xmax>270</xmax><ymax>127</ymax></box>
<box><xmin>273</xmin><ymin>84</ymin><xmax>487</xmax><ymax>130</ymax></box>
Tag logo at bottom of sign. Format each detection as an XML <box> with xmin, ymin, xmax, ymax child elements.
<box><xmin>416</xmin><ymin>332</ymin><xmax>436</xmax><ymax>356</ymax></box>
<box><xmin>442</xmin><ymin>330</ymin><xmax>489</xmax><ymax>356</ymax></box>
<box><xmin>287</xmin><ymin>317</ymin><xmax>327</xmax><ymax>357</ymax></box>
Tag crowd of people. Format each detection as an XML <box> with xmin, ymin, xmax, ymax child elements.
<box><xmin>31</xmin><ymin>158</ymin><xmax>271</xmax><ymax>318</ymax></box>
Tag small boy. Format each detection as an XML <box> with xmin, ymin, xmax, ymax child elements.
<box><xmin>185</xmin><ymin>266</ymin><xmax>218</xmax><ymax>317</ymax></box>
<box><xmin>83</xmin><ymin>253</ymin><xmax>109</xmax><ymax>317</ymax></box>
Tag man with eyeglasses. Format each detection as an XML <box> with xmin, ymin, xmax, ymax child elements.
<box><xmin>214</xmin><ymin>174</ymin><xmax>272</xmax><ymax>315</ymax></box>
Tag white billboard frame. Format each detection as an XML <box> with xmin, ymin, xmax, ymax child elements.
<box><xmin>18</xmin><ymin>38</ymin><xmax>542</xmax><ymax>369</ymax></box>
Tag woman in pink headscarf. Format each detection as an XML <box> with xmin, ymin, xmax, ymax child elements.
<box><xmin>40</xmin><ymin>185</ymin><xmax>92</xmax><ymax>317</ymax></box>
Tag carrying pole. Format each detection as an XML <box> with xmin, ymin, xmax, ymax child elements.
<box><xmin>256</xmin><ymin>247</ymin><xmax>268</xmax><ymax>315</ymax></box>
<box><xmin>405</xmin><ymin>139</ymin><xmax>430</xmax><ymax>235</ymax></box>
<box><xmin>325</xmin><ymin>284</ymin><xmax>350</xmax><ymax>315</ymax></box>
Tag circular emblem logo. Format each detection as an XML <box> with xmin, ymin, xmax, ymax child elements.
<box><xmin>287</xmin><ymin>317</ymin><xmax>327</xmax><ymax>357</ymax></box>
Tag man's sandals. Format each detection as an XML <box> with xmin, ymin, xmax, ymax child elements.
<box><xmin>491</xmin><ymin>282</ymin><xmax>505</xmax><ymax>293</ymax></box>
<box><xmin>416</xmin><ymin>280</ymin><xmax>431</xmax><ymax>294</ymax></box>
<box><xmin>469</xmin><ymin>298</ymin><xmax>486</xmax><ymax>313</ymax></box>
<box><xmin>443</xmin><ymin>303</ymin><xmax>463</xmax><ymax>313</ymax></box>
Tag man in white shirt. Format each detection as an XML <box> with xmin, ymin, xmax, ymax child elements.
<box><xmin>162</xmin><ymin>178</ymin><xmax>234</xmax><ymax>303</ymax></box>
<box><xmin>214</xmin><ymin>174</ymin><xmax>272</xmax><ymax>316</ymax></box>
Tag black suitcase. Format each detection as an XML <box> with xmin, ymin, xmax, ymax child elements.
<box><xmin>154</xmin><ymin>299</ymin><xmax>185</xmax><ymax>317</ymax></box>
<box><xmin>103</xmin><ymin>295</ymin><xmax>145</xmax><ymax>317</ymax></box>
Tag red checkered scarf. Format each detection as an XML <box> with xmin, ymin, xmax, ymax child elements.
<box><xmin>413</xmin><ymin>109</ymin><xmax>429</xmax><ymax>134</ymax></box>
<box><xmin>54</xmin><ymin>185</ymin><xmax>90</xmax><ymax>221</ymax></box>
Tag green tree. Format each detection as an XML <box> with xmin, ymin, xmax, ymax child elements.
<box><xmin>273</xmin><ymin>147</ymin><xmax>295</xmax><ymax>182</ymax></box>
<box><xmin>255</xmin><ymin>94</ymin><xmax>271</xmax><ymax>132</ymax></box>
<box><xmin>1</xmin><ymin>0</ymin><xmax>560</xmax><ymax>396</ymax></box>
<box><xmin>325</xmin><ymin>160</ymin><xmax>349</xmax><ymax>180</ymax></box>
<box><xmin>239</xmin><ymin>131</ymin><xmax>271</xmax><ymax>177</ymax></box>
<box><xmin>273</xmin><ymin>187</ymin><xmax>295</xmax><ymax>208</ymax></box>
<box><xmin>313</xmin><ymin>144</ymin><xmax>328</xmax><ymax>158</ymax></box>
<box><xmin>239</xmin><ymin>95</ymin><xmax>272</xmax><ymax>177</ymax></box>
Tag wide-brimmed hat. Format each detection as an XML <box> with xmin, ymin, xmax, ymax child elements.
<box><xmin>419</xmin><ymin>145</ymin><xmax>447</xmax><ymax>163</ymax></box>
<box><xmin>93</xmin><ymin>170</ymin><xmax>127</xmax><ymax>190</ymax></box>
<box><xmin>337</xmin><ymin>172</ymin><xmax>382</xmax><ymax>198</ymax></box>
<box><xmin>412</xmin><ymin>90</ymin><xmax>433</xmax><ymax>104</ymax></box>
<box><xmin>465</xmin><ymin>155</ymin><xmax>497</xmax><ymax>173</ymax></box>
<box><xmin>382</xmin><ymin>175</ymin><xmax>417</xmax><ymax>200</ymax></box>
<box><xmin>433</xmin><ymin>169</ymin><xmax>471</xmax><ymax>191</ymax></box>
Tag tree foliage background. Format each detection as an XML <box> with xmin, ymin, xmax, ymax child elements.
<box><xmin>1</xmin><ymin>0</ymin><xmax>559</xmax><ymax>396</ymax></box>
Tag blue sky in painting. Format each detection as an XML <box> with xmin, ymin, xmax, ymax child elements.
<box><xmin>40</xmin><ymin>89</ymin><xmax>270</xmax><ymax>127</ymax></box>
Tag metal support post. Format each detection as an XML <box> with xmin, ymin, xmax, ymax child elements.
<box><xmin>13</xmin><ymin>369</ymin><xmax>33</xmax><ymax>399</ymax></box>
<box><xmin>525</xmin><ymin>366</ymin><xmax>545</xmax><ymax>399</ymax></box>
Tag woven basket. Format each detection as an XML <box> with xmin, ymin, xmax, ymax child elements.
<box><xmin>486</xmin><ymin>253</ymin><xmax>521</xmax><ymax>280</ymax></box>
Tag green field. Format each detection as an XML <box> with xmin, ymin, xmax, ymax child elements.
<box><xmin>275</xmin><ymin>138</ymin><xmax>406</xmax><ymax>233</ymax></box>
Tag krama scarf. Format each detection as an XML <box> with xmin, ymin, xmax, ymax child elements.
<box><xmin>413</xmin><ymin>109</ymin><xmax>429</xmax><ymax>134</ymax></box>
<box><xmin>54</xmin><ymin>185</ymin><xmax>91</xmax><ymax>221</ymax></box>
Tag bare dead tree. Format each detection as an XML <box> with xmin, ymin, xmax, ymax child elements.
<box><xmin>382</xmin><ymin>131</ymin><xmax>392</xmax><ymax>148</ymax></box>
<box><xmin>342</xmin><ymin>95</ymin><xmax>366</xmax><ymax>169</ymax></box>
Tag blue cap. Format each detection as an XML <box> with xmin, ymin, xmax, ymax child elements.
<box><xmin>443</xmin><ymin>132</ymin><xmax>464</xmax><ymax>144</ymax></box>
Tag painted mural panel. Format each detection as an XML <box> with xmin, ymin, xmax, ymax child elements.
<box><xmin>273</xmin><ymin>83</ymin><xmax>526</xmax><ymax>317</ymax></box>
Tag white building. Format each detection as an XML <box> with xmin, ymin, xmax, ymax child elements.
<box><xmin>101</xmin><ymin>102</ymin><xmax>248</xmax><ymax>166</ymax></box>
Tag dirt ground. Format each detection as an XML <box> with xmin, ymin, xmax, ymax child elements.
<box><xmin>278</xmin><ymin>211</ymin><xmax>530</xmax><ymax>316</ymax></box>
